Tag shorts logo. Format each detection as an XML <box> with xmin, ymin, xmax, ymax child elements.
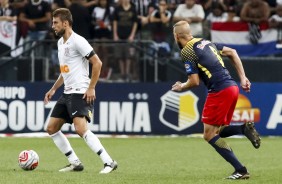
<box><xmin>72</xmin><ymin>111</ymin><xmax>77</xmax><ymax>115</ymax></box>
<box><xmin>159</xmin><ymin>90</ymin><xmax>200</xmax><ymax>131</ymax></box>
<box><xmin>88</xmin><ymin>110</ymin><xmax>93</xmax><ymax>121</ymax></box>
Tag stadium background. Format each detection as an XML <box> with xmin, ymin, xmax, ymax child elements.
<box><xmin>1</xmin><ymin>2</ymin><xmax>282</xmax><ymax>183</ymax></box>
<box><xmin>1</xmin><ymin>39</ymin><xmax>282</xmax><ymax>136</ymax></box>
<box><xmin>0</xmin><ymin>17</ymin><xmax>282</xmax><ymax>137</ymax></box>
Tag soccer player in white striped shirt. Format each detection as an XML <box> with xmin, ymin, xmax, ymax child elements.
<box><xmin>44</xmin><ymin>8</ymin><xmax>117</xmax><ymax>174</ymax></box>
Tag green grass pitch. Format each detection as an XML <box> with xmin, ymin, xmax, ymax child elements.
<box><xmin>0</xmin><ymin>136</ymin><xmax>281</xmax><ymax>184</ymax></box>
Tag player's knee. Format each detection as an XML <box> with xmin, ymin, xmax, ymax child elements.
<box><xmin>46</xmin><ymin>124</ymin><xmax>59</xmax><ymax>135</ymax></box>
<box><xmin>46</xmin><ymin>118</ymin><xmax>64</xmax><ymax>135</ymax></box>
<box><xmin>203</xmin><ymin>131</ymin><xmax>214</xmax><ymax>142</ymax></box>
<box><xmin>203</xmin><ymin>123</ymin><xmax>219</xmax><ymax>141</ymax></box>
<box><xmin>73</xmin><ymin>117</ymin><xmax>88</xmax><ymax>137</ymax></box>
<box><xmin>203</xmin><ymin>133</ymin><xmax>210</xmax><ymax>142</ymax></box>
<box><xmin>73</xmin><ymin>124</ymin><xmax>87</xmax><ymax>138</ymax></box>
<box><xmin>75</xmin><ymin>129</ymin><xmax>84</xmax><ymax>138</ymax></box>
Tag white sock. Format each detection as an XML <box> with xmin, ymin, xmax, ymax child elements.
<box><xmin>50</xmin><ymin>131</ymin><xmax>80</xmax><ymax>165</ymax></box>
<box><xmin>83</xmin><ymin>130</ymin><xmax>112</xmax><ymax>164</ymax></box>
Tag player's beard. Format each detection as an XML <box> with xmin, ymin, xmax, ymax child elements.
<box><xmin>176</xmin><ymin>41</ymin><xmax>183</xmax><ymax>49</ymax></box>
<box><xmin>55</xmin><ymin>28</ymin><xmax>65</xmax><ymax>37</ymax></box>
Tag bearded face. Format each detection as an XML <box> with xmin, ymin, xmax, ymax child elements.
<box><xmin>52</xmin><ymin>17</ymin><xmax>67</xmax><ymax>38</ymax></box>
<box><xmin>55</xmin><ymin>28</ymin><xmax>65</xmax><ymax>37</ymax></box>
<box><xmin>174</xmin><ymin>33</ymin><xmax>183</xmax><ymax>49</ymax></box>
<box><xmin>176</xmin><ymin>40</ymin><xmax>183</xmax><ymax>49</ymax></box>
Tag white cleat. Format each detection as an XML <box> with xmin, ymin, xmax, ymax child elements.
<box><xmin>59</xmin><ymin>163</ymin><xmax>84</xmax><ymax>172</ymax></box>
<box><xmin>99</xmin><ymin>160</ymin><xmax>118</xmax><ymax>174</ymax></box>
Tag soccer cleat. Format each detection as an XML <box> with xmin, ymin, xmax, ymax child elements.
<box><xmin>226</xmin><ymin>171</ymin><xmax>250</xmax><ymax>180</ymax></box>
<box><xmin>99</xmin><ymin>160</ymin><xmax>118</xmax><ymax>174</ymax></box>
<box><xmin>59</xmin><ymin>163</ymin><xmax>84</xmax><ymax>172</ymax></box>
<box><xmin>244</xmin><ymin>122</ymin><xmax>261</xmax><ymax>149</ymax></box>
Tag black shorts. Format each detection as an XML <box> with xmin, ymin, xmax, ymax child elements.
<box><xmin>51</xmin><ymin>94</ymin><xmax>93</xmax><ymax>124</ymax></box>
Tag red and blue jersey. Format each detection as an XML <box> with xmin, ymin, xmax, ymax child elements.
<box><xmin>180</xmin><ymin>38</ymin><xmax>237</xmax><ymax>92</ymax></box>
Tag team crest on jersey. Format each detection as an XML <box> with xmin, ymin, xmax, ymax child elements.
<box><xmin>196</xmin><ymin>40</ymin><xmax>211</xmax><ymax>50</ymax></box>
<box><xmin>159</xmin><ymin>90</ymin><xmax>200</xmax><ymax>131</ymax></box>
<box><xmin>184</xmin><ymin>61</ymin><xmax>192</xmax><ymax>73</ymax></box>
<box><xmin>64</xmin><ymin>47</ymin><xmax>70</xmax><ymax>56</ymax></box>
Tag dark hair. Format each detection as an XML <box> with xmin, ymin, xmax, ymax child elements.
<box><xmin>211</xmin><ymin>2</ymin><xmax>224</xmax><ymax>12</ymax></box>
<box><xmin>53</xmin><ymin>8</ymin><xmax>73</xmax><ymax>26</ymax></box>
<box><xmin>159</xmin><ymin>0</ymin><xmax>167</xmax><ymax>3</ymax></box>
<box><xmin>97</xmin><ymin>0</ymin><xmax>111</xmax><ymax>21</ymax></box>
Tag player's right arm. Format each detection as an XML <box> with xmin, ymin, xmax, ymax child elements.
<box><xmin>44</xmin><ymin>74</ymin><xmax>64</xmax><ymax>104</ymax></box>
<box><xmin>172</xmin><ymin>73</ymin><xmax>200</xmax><ymax>92</ymax></box>
<box><xmin>220</xmin><ymin>46</ymin><xmax>251</xmax><ymax>92</ymax></box>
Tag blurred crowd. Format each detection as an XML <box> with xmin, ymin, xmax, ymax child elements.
<box><xmin>1</xmin><ymin>0</ymin><xmax>282</xmax><ymax>81</ymax></box>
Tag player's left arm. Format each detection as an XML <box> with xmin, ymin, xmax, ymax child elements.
<box><xmin>172</xmin><ymin>73</ymin><xmax>200</xmax><ymax>92</ymax></box>
<box><xmin>220</xmin><ymin>46</ymin><xmax>251</xmax><ymax>92</ymax></box>
<box><xmin>84</xmin><ymin>52</ymin><xmax>102</xmax><ymax>103</ymax></box>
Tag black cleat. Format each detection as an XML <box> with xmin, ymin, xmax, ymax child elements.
<box><xmin>226</xmin><ymin>171</ymin><xmax>250</xmax><ymax>180</ymax></box>
<box><xmin>244</xmin><ymin>122</ymin><xmax>261</xmax><ymax>149</ymax></box>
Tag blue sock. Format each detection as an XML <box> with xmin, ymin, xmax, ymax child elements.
<box><xmin>209</xmin><ymin>135</ymin><xmax>244</xmax><ymax>171</ymax></box>
<box><xmin>219</xmin><ymin>125</ymin><xmax>244</xmax><ymax>138</ymax></box>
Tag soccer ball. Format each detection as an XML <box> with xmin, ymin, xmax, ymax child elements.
<box><xmin>18</xmin><ymin>150</ymin><xmax>39</xmax><ymax>171</ymax></box>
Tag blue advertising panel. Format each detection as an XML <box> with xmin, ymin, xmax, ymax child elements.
<box><xmin>240</xmin><ymin>83</ymin><xmax>282</xmax><ymax>136</ymax></box>
<box><xmin>0</xmin><ymin>82</ymin><xmax>282</xmax><ymax>136</ymax></box>
<box><xmin>93</xmin><ymin>83</ymin><xmax>207</xmax><ymax>135</ymax></box>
